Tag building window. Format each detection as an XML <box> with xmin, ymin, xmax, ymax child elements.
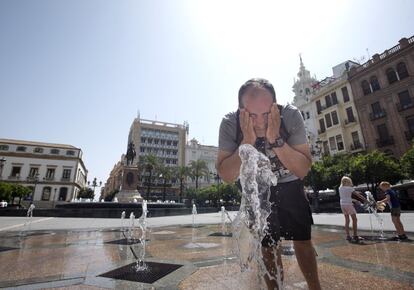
<box><xmin>62</xmin><ymin>169</ymin><xmax>71</xmax><ymax>180</ymax></box>
<box><xmin>16</xmin><ymin>146</ymin><xmax>27</xmax><ymax>152</ymax></box>
<box><xmin>316</xmin><ymin>100</ymin><xmax>322</xmax><ymax>114</ymax></box>
<box><xmin>398</xmin><ymin>90</ymin><xmax>412</xmax><ymax>110</ymax></box>
<box><xmin>331</xmin><ymin>92</ymin><xmax>338</xmax><ymax>104</ymax></box>
<box><xmin>50</xmin><ymin>149</ymin><xmax>60</xmax><ymax>154</ymax></box>
<box><xmin>336</xmin><ymin>135</ymin><xmax>344</xmax><ymax>151</ymax></box>
<box><xmin>59</xmin><ymin>187</ymin><xmax>68</xmax><ymax>201</ymax></box>
<box><xmin>377</xmin><ymin>124</ymin><xmax>390</xmax><ymax>141</ymax></box>
<box><xmin>325</xmin><ymin>114</ymin><xmax>332</xmax><ymax>128</ymax></box>
<box><xmin>66</xmin><ymin>150</ymin><xmax>75</xmax><ymax>156</ymax></box>
<box><xmin>306</xmin><ymin>112</ymin><xmax>310</xmax><ymax>119</ymax></box>
<box><xmin>323</xmin><ymin>141</ymin><xmax>329</xmax><ymax>155</ymax></box>
<box><xmin>386</xmin><ymin>68</ymin><xmax>398</xmax><ymax>84</ymax></box>
<box><xmin>325</xmin><ymin>95</ymin><xmax>332</xmax><ymax>107</ymax></box>
<box><xmin>346</xmin><ymin>107</ymin><xmax>355</xmax><ymax>123</ymax></box>
<box><xmin>370</xmin><ymin>101</ymin><xmax>385</xmax><ymax>119</ymax></box>
<box><xmin>331</xmin><ymin>111</ymin><xmax>339</xmax><ymax>125</ymax></box>
<box><xmin>351</xmin><ymin>131</ymin><xmax>361</xmax><ymax>149</ymax></box>
<box><xmin>329</xmin><ymin>136</ymin><xmax>337</xmax><ymax>151</ymax></box>
<box><xmin>11</xmin><ymin>166</ymin><xmax>21</xmax><ymax>177</ymax></box>
<box><xmin>301</xmin><ymin>111</ymin><xmax>305</xmax><ymax>120</ymax></box>
<box><xmin>370</xmin><ymin>76</ymin><xmax>381</xmax><ymax>92</ymax></box>
<box><xmin>34</xmin><ymin>147</ymin><xmax>43</xmax><ymax>153</ymax></box>
<box><xmin>406</xmin><ymin>117</ymin><xmax>414</xmax><ymax>140</ymax></box>
<box><xmin>305</xmin><ymin>88</ymin><xmax>311</xmax><ymax>95</ymax></box>
<box><xmin>342</xmin><ymin>86</ymin><xmax>350</xmax><ymax>102</ymax></box>
<box><xmin>29</xmin><ymin>167</ymin><xmax>39</xmax><ymax>178</ymax></box>
<box><xmin>0</xmin><ymin>145</ymin><xmax>9</xmax><ymax>151</ymax></box>
<box><xmin>45</xmin><ymin>168</ymin><xmax>55</xmax><ymax>180</ymax></box>
<box><xmin>397</xmin><ymin>62</ymin><xmax>409</xmax><ymax>80</ymax></box>
<box><xmin>42</xmin><ymin>187</ymin><xmax>51</xmax><ymax>201</ymax></box>
<box><xmin>361</xmin><ymin>80</ymin><xmax>372</xmax><ymax>95</ymax></box>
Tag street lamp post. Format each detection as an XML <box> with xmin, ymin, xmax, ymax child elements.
<box><xmin>88</xmin><ymin>177</ymin><xmax>102</xmax><ymax>199</ymax></box>
<box><xmin>0</xmin><ymin>157</ymin><xmax>6</xmax><ymax>180</ymax></box>
<box><xmin>32</xmin><ymin>172</ymin><xmax>39</xmax><ymax>202</ymax></box>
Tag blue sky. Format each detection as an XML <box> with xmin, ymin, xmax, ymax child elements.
<box><xmin>0</xmin><ymin>0</ymin><xmax>413</xmax><ymax>187</ymax></box>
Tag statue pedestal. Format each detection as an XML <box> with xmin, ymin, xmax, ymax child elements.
<box><xmin>117</xmin><ymin>166</ymin><xmax>143</xmax><ymax>202</ymax></box>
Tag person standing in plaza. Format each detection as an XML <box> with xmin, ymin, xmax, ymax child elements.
<box><xmin>338</xmin><ymin>176</ymin><xmax>368</xmax><ymax>242</ymax></box>
<box><xmin>378</xmin><ymin>181</ymin><xmax>408</xmax><ymax>240</ymax></box>
<box><xmin>216</xmin><ymin>78</ymin><xmax>321</xmax><ymax>290</ymax></box>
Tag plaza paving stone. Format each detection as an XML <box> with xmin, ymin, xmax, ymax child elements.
<box><xmin>0</xmin><ymin>213</ymin><xmax>413</xmax><ymax>289</ymax></box>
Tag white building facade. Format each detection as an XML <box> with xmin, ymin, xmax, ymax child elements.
<box><xmin>185</xmin><ymin>138</ymin><xmax>219</xmax><ymax>188</ymax></box>
<box><xmin>291</xmin><ymin>56</ymin><xmax>320</xmax><ymax>158</ymax></box>
<box><xmin>0</xmin><ymin>139</ymin><xmax>88</xmax><ymax>207</ymax></box>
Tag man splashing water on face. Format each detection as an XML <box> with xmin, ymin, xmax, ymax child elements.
<box><xmin>216</xmin><ymin>78</ymin><xmax>321</xmax><ymax>290</ymax></box>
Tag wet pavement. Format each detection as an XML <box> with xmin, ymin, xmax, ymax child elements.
<box><xmin>0</xmin><ymin>213</ymin><xmax>413</xmax><ymax>289</ymax></box>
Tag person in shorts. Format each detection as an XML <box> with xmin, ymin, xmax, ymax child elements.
<box><xmin>338</xmin><ymin>176</ymin><xmax>368</xmax><ymax>242</ymax></box>
<box><xmin>216</xmin><ymin>78</ymin><xmax>320</xmax><ymax>290</ymax></box>
<box><xmin>378</xmin><ymin>181</ymin><xmax>408</xmax><ymax>240</ymax></box>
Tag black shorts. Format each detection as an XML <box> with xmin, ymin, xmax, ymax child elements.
<box><xmin>262</xmin><ymin>179</ymin><xmax>313</xmax><ymax>247</ymax></box>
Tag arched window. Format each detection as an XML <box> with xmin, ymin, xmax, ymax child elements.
<box><xmin>361</xmin><ymin>80</ymin><xmax>371</xmax><ymax>95</ymax></box>
<box><xmin>386</xmin><ymin>68</ymin><xmax>398</xmax><ymax>84</ymax></box>
<box><xmin>370</xmin><ymin>76</ymin><xmax>381</xmax><ymax>92</ymax></box>
<box><xmin>397</xmin><ymin>62</ymin><xmax>409</xmax><ymax>80</ymax></box>
<box><xmin>41</xmin><ymin>187</ymin><xmax>51</xmax><ymax>201</ymax></box>
<box><xmin>59</xmin><ymin>187</ymin><xmax>68</xmax><ymax>201</ymax></box>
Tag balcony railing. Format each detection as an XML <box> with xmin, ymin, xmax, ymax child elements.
<box><xmin>344</xmin><ymin>118</ymin><xmax>356</xmax><ymax>125</ymax></box>
<box><xmin>376</xmin><ymin>136</ymin><xmax>394</xmax><ymax>147</ymax></box>
<box><xmin>350</xmin><ymin>142</ymin><xmax>363</xmax><ymax>151</ymax></box>
<box><xmin>8</xmin><ymin>175</ymin><xmax>20</xmax><ymax>180</ymax></box>
<box><xmin>369</xmin><ymin>110</ymin><xmax>386</xmax><ymax>121</ymax></box>
<box><xmin>44</xmin><ymin>176</ymin><xmax>55</xmax><ymax>181</ymax></box>
<box><xmin>318</xmin><ymin>129</ymin><xmax>326</xmax><ymax>134</ymax></box>
<box><xmin>61</xmin><ymin>177</ymin><xmax>71</xmax><ymax>182</ymax></box>
<box><xmin>405</xmin><ymin>131</ymin><xmax>414</xmax><ymax>141</ymax></box>
<box><xmin>396</xmin><ymin>102</ymin><xmax>414</xmax><ymax>112</ymax></box>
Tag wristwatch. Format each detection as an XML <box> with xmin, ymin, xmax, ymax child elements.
<box><xmin>269</xmin><ymin>136</ymin><xmax>285</xmax><ymax>149</ymax></box>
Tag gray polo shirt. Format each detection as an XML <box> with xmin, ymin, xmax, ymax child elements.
<box><xmin>218</xmin><ymin>104</ymin><xmax>307</xmax><ymax>183</ymax></box>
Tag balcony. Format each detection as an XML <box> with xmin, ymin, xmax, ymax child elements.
<box><xmin>318</xmin><ymin>128</ymin><xmax>326</xmax><ymax>135</ymax></box>
<box><xmin>350</xmin><ymin>141</ymin><xmax>363</xmax><ymax>151</ymax></box>
<box><xmin>376</xmin><ymin>136</ymin><xmax>395</xmax><ymax>147</ymax></box>
<box><xmin>61</xmin><ymin>177</ymin><xmax>71</xmax><ymax>182</ymax></box>
<box><xmin>369</xmin><ymin>110</ymin><xmax>386</xmax><ymax>121</ymax></box>
<box><xmin>8</xmin><ymin>175</ymin><xmax>20</xmax><ymax>180</ymax></box>
<box><xmin>396</xmin><ymin>102</ymin><xmax>414</xmax><ymax>112</ymax></box>
<box><xmin>344</xmin><ymin>118</ymin><xmax>356</xmax><ymax>125</ymax></box>
<box><xmin>44</xmin><ymin>176</ymin><xmax>55</xmax><ymax>181</ymax></box>
<box><xmin>405</xmin><ymin>131</ymin><xmax>414</xmax><ymax>141</ymax></box>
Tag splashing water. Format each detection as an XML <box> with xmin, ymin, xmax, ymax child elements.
<box><xmin>221</xmin><ymin>206</ymin><xmax>227</xmax><ymax>235</ymax></box>
<box><xmin>192</xmin><ymin>204</ymin><xmax>197</xmax><ymax>227</ymax></box>
<box><xmin>135</xmin><ymin>200</ymin><xmax>149</xmax><ymax>271</ymax></box>
<box><xmin>364</xmin><ymin>191</ymin><xmax>386</xmax><ymax>239</ymax></box>
<box><xmin>232</xmin><ymin>144</ymin><xmax>280</xmax><ymax>289</ymax></box>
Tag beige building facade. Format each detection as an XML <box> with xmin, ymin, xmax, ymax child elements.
<box><xmin>348</xmin><ymin>36</ymin><xmax>414</xmax><ymax>158</ymax></box>
<box><xmin>312</xmin><ymin>62</ymin><xmax>366</xmax><ymax>156</ymax></box>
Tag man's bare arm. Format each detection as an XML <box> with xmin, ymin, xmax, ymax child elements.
<box><xmin>216</xmin><ymin>149</ymin><xmax>241</xmax><ymax>183</ymax></box>
<box><xmin>272</xmin><ymin>143</ymin><xmax>312</xmax><ymax>179</ymax></box>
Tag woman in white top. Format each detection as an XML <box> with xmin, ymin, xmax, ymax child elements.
<box><xmin>338</xmin><ymin>176</ymin><xmax>368</xmax><ymax>242</ymax></box>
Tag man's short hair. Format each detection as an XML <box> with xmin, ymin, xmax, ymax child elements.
<box><xmin>238</xmin><ymin>78</ymin><xmax>276</xmax><ymax>108</ymax></box>
<box><xmin>380</xmin><ymin>181</ymin><xmax>391</xmax><ymax>188</ymax></box>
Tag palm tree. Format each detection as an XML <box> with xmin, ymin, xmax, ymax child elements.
<box><xmin>175</xmin><ymin>166</ymin><xmax>190</xmax><ymax>202</ymax></box>
<box><xmin>158</xmin><ymin>164</ymin><xmax>173</xmax><ymax>201</ymax></box>
<box><xmin>140</xmin><ymin>154</ymin><xmax>160</xmax><ymax>200</ymax></box>
<box><xmin>189</xmin><ymin>160</ymin><xmax>209</xmax><ymax>191</ymax></box>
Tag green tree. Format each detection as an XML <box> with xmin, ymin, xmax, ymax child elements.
<box><xmin>140</xmin><ymin>154</ymin><xmax>160</xmax><ymax>200</ymax></box>
<box><xmin>104</xmin><ymin>189</ymin><xmax>119</xmax><ymax>201</ymax></box>
<box><xmin>11</xmin><ymin>184</ymin><xmax>32</xmax><ymax>205</ymax></box>
<box><xmin>0</xmin><ymin>182</ymin><xmax>13</xmax><ymax>203</ymax></box>
<box><xmin>401</xmin><ymin>144</ymin><xmax>414</xmax><ymax>179</ymax></box>
<box><xmin>158</xmin><ymin>164</ymin><xmax>173</xmax><ymax>201</ymax></box>
<box><xmin>355</xmin><ymin>150</ymin><xmax>403</xmax><ymax>196</ymax></box>
<box><xmin>189</xmin><ymin>160</ymin><xmax>209</xmax><ymax>190</ymax></box>
<box><xmin>175</xmin><ymin>166</ymin><xmax>190</xmax><ymax>202</ymax></box>
<box><xmin>78</xmin><ymin>187</ymin><xmax>95</xmax><ymax>199</ymax></box>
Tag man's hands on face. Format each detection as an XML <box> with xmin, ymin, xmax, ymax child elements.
<box><xmin>240</xmin><ymin>109</ymin><xmax>256</xmax><ymax>145</ymax></box>
<box><xmin>266</xmin><ymin>103</ymin><xmax>281</xmax><ymax>144</ymax></box>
